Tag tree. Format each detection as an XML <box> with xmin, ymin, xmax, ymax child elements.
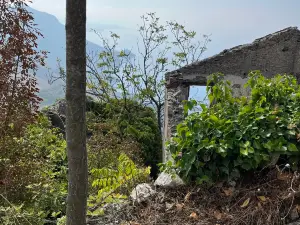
<box><xmin>48</xmin><ymin>12</ymin><xmax>210</xmax><ymax>166</ymax></box>
<box><xmin>65</xmin><ymin>0</ymin><xmax>88</xmax><ymax>224</ymax></box>
<box><xmin>84</xmin><ymin>13</ymin><xmax>211</xmax><ymax>135</ymax></box>
<box><xmin>0</xmin><ymin>0</ymin><xmax>47</xmax><ymax>137</ymax></box>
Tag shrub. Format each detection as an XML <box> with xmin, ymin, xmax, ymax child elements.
<box><xmin>0</xmin><ymin>108</ymin><xmax>150</xmax><ymax>224</ymax></box>
<box><xmin>88</xmin><ymin>121</ymin><xmax>144</xmax><ymax>170</ymax></box>
<box><xmin>88</xmin><ymin>153</ymin><xmax>150</xmax><ymax>216</ymax></box>
<box><xmin>87</xmin><ymin>98</ymin><xmax>162</xmax><ymax>177</ymax></box>
<box><xmin>0</xmin><ymin>115</ymin><xmax>67</xmax><ymax>224</ymax></box>
<box><xmin>163</xmin><ymin>71</ymin><xmax>300</xmax><ymax>184</ymax></box>
<box><xmin>57</xmin><ymin>215</ymin><xmax>66</xmax><ymax>225</ymax></box>
<box><xmin>87</xmin><ymin>119</ymin><xmax>150</xmax><ymax>216</ymax></box>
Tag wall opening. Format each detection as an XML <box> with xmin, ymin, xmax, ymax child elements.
<box><xmin>188</xmin><ymin>85</ymin><xmax>209</xmax><ymax>114</ymax></box>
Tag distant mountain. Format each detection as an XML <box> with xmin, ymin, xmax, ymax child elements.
<box><xmin>28</xmin><ymin>7</ymin><xmax>105</xmax><ymax>106</ymax></box>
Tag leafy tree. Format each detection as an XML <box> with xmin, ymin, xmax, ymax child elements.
<box><xmin>85</xmin><ymin>13</ymin><xmax>211</xmax><ymax>135</ymax></box>
<box><xmin>162</xmin><ymin>71</ymin><xmax>300</xmax><ymax>184</ymax></box>
<box><xmin>0</xmin><ymin>0</ymin><xmax>47</xmax><ymax>136</ymax></box>
<box><xmin>65</xmin><ymin>0</ymin><xmax>88</xmax><ymax>224</ymax></box>
<box><xmin>47</xmin><ymin>12</ymin><xmax>210</xmax><ymax>175</ymax></box>
<box><xmin>50</xmin><ymin>12</ymin><xmax>211</xmax><ymax>136</ymax></box>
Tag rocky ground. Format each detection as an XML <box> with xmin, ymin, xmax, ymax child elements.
<box><xmin>87</xmin><ymin>169</ymin><xmax>300</xmax><ymax>225</ymax></box>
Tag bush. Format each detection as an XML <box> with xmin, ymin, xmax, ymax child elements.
<box><xmin>88</xmin><ymin>153</ymin><xmax>150</xmax><ymax>216</ymax></box>
<box><xmin>0</xmin><ymin>108</ymin><xmax>150</xmax><ymax>224</ymax></box>
<box><xmin>163</xmin><ymin>71</ymin><xmax>300</xmax><ymax>184</ymax></box>
<box><xmin>0</xmin><ymin>115</ymin><xmax>67</xmax><ymax>224</ymax></box>
<box><xmin>87</xmin><ymin>117</ymin><xmax>151</xmax><ymax>216</ymax></box>
<box><xmin>88</xmin><ymin>121</ymin><xmax>144</xmax><ymax>169</ymax></box>
<box><xmin>87</xmin><ymin>98</ymin><xmax>162</xmax><ymax>177</ymax></box>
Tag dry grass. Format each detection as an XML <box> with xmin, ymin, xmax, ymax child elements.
<box><xmin>119</xmin><ymin>167</ymin><xmax>300</xmax><ymax>225</ymax></box>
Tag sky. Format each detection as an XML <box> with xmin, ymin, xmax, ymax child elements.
<box><xmin>29</xmin><ymin>0</ymin><xmax>300</xmax><ymax>103</ymax></box>
<box><xmin>30</xmin><ymin>0</ymin><xmax>300</xmax><ymax>58</ymax></box>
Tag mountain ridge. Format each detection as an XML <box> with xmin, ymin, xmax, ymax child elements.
<box><xmin>28</xmin><ymin>7</ymin><xmax>105</xmax><ymax>106</ymax></box>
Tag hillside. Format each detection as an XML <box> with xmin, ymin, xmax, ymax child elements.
<box><xmin>29</xmin><ymin>7</ymin><xmax>105</xmax><ymax>106</ymax></box>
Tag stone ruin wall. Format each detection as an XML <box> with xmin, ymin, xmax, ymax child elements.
<box><xmin>163</xmin><ymin>27</ymin><xmax>300</xmax><ymax>162</ymax></box>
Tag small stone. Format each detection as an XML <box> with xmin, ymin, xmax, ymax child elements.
<box><xmin>165</xmin><ymin>202</ymin><xmax>174</xmax><ymax>210</ymax></box>
<box><xmin>228</xmin><ymin>180</ymin><xmax>236</xmax><ymax>187</ymax></box>
<box><xmin>154</xmin><ymin>172</ymin><xmax>185</xmax><ymax>188</ymax></box>
<box><xmin>130</xmin><ymin>183</ymin><xmax>156</xmax><ymax>203</ymax></box>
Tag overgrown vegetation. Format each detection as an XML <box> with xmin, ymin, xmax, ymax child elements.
<box><xmin>88</xmin><ymin>153</ymin><xmax>150</xmax><ymax>216</ymax></box>
<box><xmin>0</xmin><ymin>106</ymin><xmax>153</xmax><ymax>224</ymax></box>
<box><xmin>5</xmin><ymin>1</ymin><xmax>300</xmax><ymax>225</ymax></box>
<box><xmin>0</xmin><ymin>115</ymin><xmax>67</xmax><ymax>224</ymax></box>
<box><xmin>163</xmin><ymin>71</ymin><xmax>300</xmax><ymax>184</ymax></box>
<box><xmin>1</xmin><ymin>1</ymin><xmax>211</xmax><ymax>225</ymax></box>
<box><xmin>49</xmin><ymin>12</ymin><xmax>211</xmax><ymax>135</ymax></box>
<box><xmin>87</xmin><ymin>98</ymin><xmax>162</xmax><ymax>177</ymax></box>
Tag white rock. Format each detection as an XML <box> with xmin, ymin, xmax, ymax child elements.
<box><xmin>102</xmin><ymin>202</ymin><xmax>126</xmax><ymax>213</ymax></box>
<box><xmin>130</xmin><ymin>183</ymin><xmax>156</xmax><ymax>203</ymax></box>
<box><xmin>154</xmin><ymin>172</ymin><xmax>185</xmax><ymax>188</ymax></box>
<box><xmin>165</xmin><ymin>202</ymin><xmax>174</xmax><ymax>211</ymax></box>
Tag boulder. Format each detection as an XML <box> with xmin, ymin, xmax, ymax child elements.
<box><xmin>154</xmin><ymin>172</ymin><xmax>185</xmax><ymax>188</ymax></box>
<box><xmin>42</xmin><ymin>98</ymin><xmax>94</xmax><ymax>138</ymax></box>
<box><xmin>42</xmin><ymin>99</ymin><xmax>66</xmax><ymax>134</ymax></box>
<box><xmin>130</xmin><ymin>183</ymin><xmax>156</xmax><ymax>203</ymax></box>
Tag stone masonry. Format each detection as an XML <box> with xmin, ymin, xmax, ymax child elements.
<box><xmin>163</xmin><ymin>27</ymin><xmax>300</xmax><ymax>162</ymax></box>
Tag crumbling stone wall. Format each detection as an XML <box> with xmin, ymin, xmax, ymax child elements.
<box><xmin>163</xmin><ymin>27</ymin><xmax>300</xmax><ymax>162</ymax></box>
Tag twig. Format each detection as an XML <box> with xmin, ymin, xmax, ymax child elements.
<box><xmin>281</xmin><ymin>171</ymin><xmax>299</xmax><ymax>220</ymax></box>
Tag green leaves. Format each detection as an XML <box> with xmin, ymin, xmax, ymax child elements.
<box><xmin>88</xmin><ymin>153</ymin><xmax>150</xmax><ymax>212</ymax></box>
<box><xmin>163</xmin><ymin>72</ymin><xmax>300</xmax><ymax>183</ymax></box>
<box><xmin>183</xmin><ymin>99</ymin><xmax>197</xmax><ymax>116</ymax></box>
<box><xmin>209</xmin><ymin>115</ymin><xmax>219</xmax><ymax>123</ymax></box>
<box><xmin>0</xmin><ymin>115</ymin><xmax>68</xmax><ymax>224</ymax></box>
<box><xmin>288</xmin><ymin>143</ymin><xmax>298</xmax><ymax>152</ymax></box>
<box><xmin>168</xmin><ymin>20</ymin><xmax>211</xmax><ymax>68</ymax></box>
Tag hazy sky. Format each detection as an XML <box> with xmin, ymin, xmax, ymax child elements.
<box><xmin>29</xmin><ymin>0</ymin><xmax>300</xmax><ymax>103</ymax></box>
<box><xmin>30</xmin><ymin>0</ymin><xmax>300</xmax><ymax>58</ymax></box>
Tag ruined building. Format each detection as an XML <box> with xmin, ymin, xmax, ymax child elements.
<box><xmin>163</xmin><ymin>27</ymin><xmax>300</xmax><ymax>162</ymax></box>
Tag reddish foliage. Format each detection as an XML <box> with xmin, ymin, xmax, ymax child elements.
<box><xmin>0</xmin><ymin>0</ymin><xmax>47</xmax><ymax>136</ymax></box>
